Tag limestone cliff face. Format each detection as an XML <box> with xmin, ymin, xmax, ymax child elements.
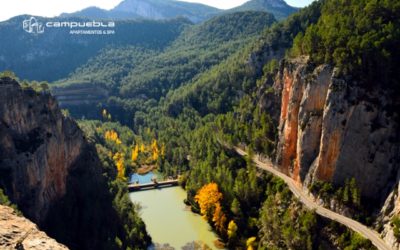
<box><xmin>0</xmin><ymin>77</ymin><xmax>86</xmax><ymax>223</ymax></box>
<box><xmin>378</xmin><ymin>184</ymin><xmax>400</xmax><ymax>250</ymax></box>
<box><xmin>0</xmin><ymin>77</ymin><xmax>124</xmax><ymax>249</ymax></box>
<box><xmin>274</xmin><ymin>58</ymin><xmax>400</xmax><ymax>201</ymax></box>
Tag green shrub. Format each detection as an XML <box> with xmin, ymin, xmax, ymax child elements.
<box><xmin>392</xmin><ymin>216</ymin><xmax>400</xmax><ymax>240</ymax></box>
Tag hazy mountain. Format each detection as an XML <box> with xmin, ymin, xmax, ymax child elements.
<box><xmin>62</xmin><ymin>0</ymin><xmax>298</xmax><ymax>22</ymax></box>
<box><xmin>230</xmin><ymin>0</ymin><xmax>298</xmax><ymax>20</ymax></box>
<box><xmin>62</xmin><ymin>0</ymin><xmax>221</xmax><ymax>23</ymax></box>
<box><xmin>0</xmin><ymin>15</ymin><xmax>190</xmax><ymax>81</ymax></box>
<box><xmin>60</xmin><ymin>6</ymin><xmax>140</xmax><ymax>20</ymax></box>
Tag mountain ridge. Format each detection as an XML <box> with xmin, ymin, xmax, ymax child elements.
<box><xmin>61</xmin><ymin>0</ymin><xmax>297</xmax><ymax>22</ymax></box>
<box><xmin>228</xmin><ymin>0</ymin><xmax>298</xmax><ymax>20</ymax></box>
<box><xmin>61</xmin><ymin>0</ymin><xmax>220</xmax><ymax>23</ymax></box>
<box><xmin>0</xmin><ymin>15</ymin><xmax>190</xmax><ymax>81</ymax></box>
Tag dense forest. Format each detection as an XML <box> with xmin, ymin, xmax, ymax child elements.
<box><xmin>73</xmin><ymin>114</ymin><xmax>376</xmax><ymax>249</ymax></box>
<box><xmin>53</xmin><ymin>11</ymin><xmax>277</xmax><ymax>125</ymax></box>
<box><xmin>291</xmin><ymin>0</ymin><xmax>400</xmax><ymax>94</ymax></box>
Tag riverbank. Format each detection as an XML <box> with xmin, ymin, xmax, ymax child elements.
<box><xmin>136</xmin><ymin>165</ymin><xmax>157</xmax><ymax>175</ymax></box>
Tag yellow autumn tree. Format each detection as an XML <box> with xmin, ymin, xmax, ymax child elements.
<box><xmin>195</xmin><ymin>183</ymin><xmax>223</xmax><ymax>221</ymax></box>
<box><xmin>212</xmin><ymin>203</ymin><xmax>227</xmax><ymax>235</ymax></box>
<box><xmin>138</xmin><ymin>143</ymin><xmax>144</xmax><ymax>153</ymax></box>
<box><xmin>104</xmin><ymin>130</ymin><xmax>113</xmax><ymax>140</ymax></box>
<box><xmin>161</xmin><ymin>144</ymin><xmax>165</xmax><ymax>158</ymax></box>
<box><xmin>246</xmin><ymin>237</ymin><xmax>257</xmax><ymax>250</ymax></box>
<box><xmin>105</xmin><ymin>130</ymin><xmax>121</xmax><ymax>145</ymax></box>
<box><xmin>131</xmin><ymin>144</ymin><xmax>139</xmax><ymax>161</ymax></box>
<box><xmin>113</xmin><ymin>152</ymin><xmax>126</xmax><ymax>181</ymax></box>
<box><xmin>151</xmin><ymin>139</ymin><xmax>159</xmax><ymax>161</ymax></box>
<box><xmin>227</xmin><ymin>220</ymin><xmax>238</xmax><ymax>240</ymax></box>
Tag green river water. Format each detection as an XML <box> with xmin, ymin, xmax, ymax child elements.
<box><xmin>129</xmin><ymin>186</ymin><xmax>220</xmax><ymax>249</ymax></box>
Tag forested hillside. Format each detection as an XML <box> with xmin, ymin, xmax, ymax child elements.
<box><xmin>291</xmin><ymin>0</ymin><xmax>400</xmax><ymax>88</ymax></box>
<box><xmin>53</xmin><ymin>11</ymin><xmax>277</xmax><ymax>123</ymax></box>
<box><xmin>0</xmin><ymin>16</ymin><xmax>189</xmax><ymax>81</ymax></box>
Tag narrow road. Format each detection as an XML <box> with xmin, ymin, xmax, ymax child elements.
<box><xmin>234</xmin><ymin>147</ymin><xmax>391</xmax><ymax>250</ymax></box>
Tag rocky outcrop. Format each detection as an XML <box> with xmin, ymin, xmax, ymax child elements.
<box><xmin>0</xmin><ymin>77</ymin><xmax>86</xmax><ymax>223</ymax></box>
<box><xmin>378</xmin><ymin>183</ymin><xmax>400</xmax><ymax>250</ymax></box>
<box><xmin>0</xmin><ymin>77</ymin><xmax>139</xmax><ymax>249</ymax></box>
<box><xmin>0</xmin><ymin>205</ymin><xmax>67</xmax><ymax>250</ymax></box>
<box><xmin>52</xmin><ymin>83</ymin><xmax>109</xmax><ymax>107</ymax></box>
<box><xmin>274</xmin><ymin>58</ymin><xmax>400</xmax><ymax>201</ymax></box>
<box><xmin>51</xmin><ymin>83</ymin><xmax>109</xmax><ymax>120</ymax></box>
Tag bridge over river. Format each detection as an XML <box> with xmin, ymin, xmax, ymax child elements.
<box><xmin>128</xmin><ymin>179</ymin><xmax>179</xmax><ymax>192</ymax></box>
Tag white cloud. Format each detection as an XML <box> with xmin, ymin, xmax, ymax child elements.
<box><xmin>0</xmin><ymin>0</ymin><xmax>123</xmax><ymax>21</ymax></box>
<box><xmin>178</xmin><ymin>0</ymin><xmax>314</xmax><ymax>9</ymax></box>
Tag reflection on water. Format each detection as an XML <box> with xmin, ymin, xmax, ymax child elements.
<box><xmin>130</xmin><ymin>172</ymin><xmax>157</xmax><ymax>184</ymax></box>
<box><xmin>129</xmin><ymin>186</ymin><xmax>220</xmax><ymax>250</ymax></box>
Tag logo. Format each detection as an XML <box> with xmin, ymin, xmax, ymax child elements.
<box><xmin>22</xmin><ymin>17</ymin><xmax>116</xmax><ymax>35</ymax></box>
<box><xmin>23</xmin><ymin>17</ymin><xmax>45</xmax><ymax>34</ymax></box>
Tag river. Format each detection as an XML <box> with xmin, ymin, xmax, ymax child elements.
<box><xmin>129</xmin><ymin>173</ymin><xmax>220</xmax><ymax>250</ymax></box>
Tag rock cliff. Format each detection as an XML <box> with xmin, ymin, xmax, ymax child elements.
<box><xmin>0</xmin><ymin>77</ymin><xmax>87</xmax><ymax>223</ymax></box>
<box><xmin>0</xmin><ymin>205</ymin><xmax>67</xmax><ymax>250</ymax></box>
<box><xmin>0</xmin><ymin>77</ymin><xmax>140</xmax><ymax>249</ymax></box>
<box><xmin>274</xmin><ymin>57</ymin><xmax>399</xmax><ymax>201</ymax></box>
<box><xmin>271</xmin><ymin>57</ymin><xmax>400</xmax><ymax>248</ymax></box>
<box><xmin>378</xmin><ymin>183</ymin><xmax>400</xmax><ymax>250</ymax></box>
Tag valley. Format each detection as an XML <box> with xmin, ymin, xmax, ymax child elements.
<box><xmin>0</xmin><ymin>0</ymin><xmax>399</xmax><ymax>249</ymax></box>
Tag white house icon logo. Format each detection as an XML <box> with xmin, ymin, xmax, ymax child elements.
<box><xmin>23</xmin><ymin>17</ymin><xmax>44</xmax><ymax>34</ymax></box>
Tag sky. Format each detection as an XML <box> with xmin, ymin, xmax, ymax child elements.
<box><xmin>183</xmin><ymin>0</ymin><xmax>314</xmax><ymax>9</ymax></box>
<box><xmin>0</xmin><ymin>0</ymin><xmax>315</xmax><ymax>22</ymax></box>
